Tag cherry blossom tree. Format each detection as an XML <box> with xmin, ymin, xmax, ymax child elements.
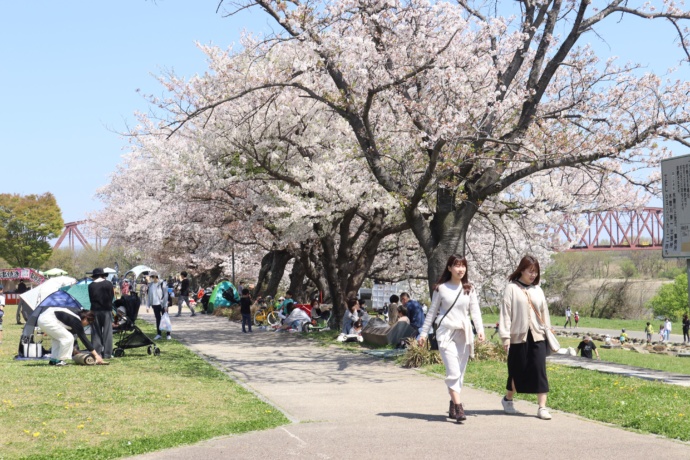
<box><xmin>161</xmin><ymin>0</ymin><xmax>690</xmax><ymax>288</ymax></box>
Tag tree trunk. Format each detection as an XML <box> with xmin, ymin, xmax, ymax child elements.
<box><xmin>252</xmin><ymin>251</ymin><xmax>274</xmax><ymax>298</ymax></box>
<box><xmin>288</xmin><ymin>257</ymin><xmax>307</xmax><ymax>302</ymax></box>
<box><xmin>424</xmin><ymin>203</ymin><xmax>477</xmax><ymax>292</ymax></box>
<box><xmin>264</xmin><ymin>250</ymin><xmax>293</xmax><ymax>297</ymax></box>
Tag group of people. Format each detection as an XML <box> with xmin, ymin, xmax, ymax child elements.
<box><xmin>409</xmin><ymin>254</ymin><xmax>555</xmax><ymax>423</ymax></box>
<box><xmin>385</xmin><ymin>293</ymin><xmax>426</xmax><ymax>335</ymax></box>
<box><xmin>36</xmin><ymin>268</ymin><xmax>197</xmax><ymax>366</ymax></box>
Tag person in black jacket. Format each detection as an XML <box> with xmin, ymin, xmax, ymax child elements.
<box><xmin>88</xmin><ymin>267</ymin><xmax>115</xmax><ymax>359</ymax></box>
<box><xmin>37</xmin><ymin>308</ymin><xmax>104</xmax><ymax>366</ymax></box>
<box><xmin>175</xmin><ymin>271</ymin><xmax>195</xmax><ymax>317</ymax></box>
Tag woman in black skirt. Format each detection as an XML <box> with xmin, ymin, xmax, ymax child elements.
<box><xmin>498</xmin><ymin>255</ymin><xmax>553</xmax><ymax>420</ymax></box>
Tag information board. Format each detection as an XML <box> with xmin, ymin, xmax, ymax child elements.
<box><xmin>661</xmin><ymin>154</ymin><xmax>690</xmax><ymax>258</ymax></box>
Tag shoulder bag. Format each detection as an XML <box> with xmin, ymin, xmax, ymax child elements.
<box><xmin>520</xmin><ymin>287</ymin><xmax>560</xmax><ymax>352</ymax></box>
<box><xmin>428</xmin><ymin>287</ymin><xmax>464</xmax><ymax>351</ymax></box>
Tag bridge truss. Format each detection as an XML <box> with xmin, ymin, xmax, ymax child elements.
<box><xmin>553</xmin><ymin>207</ymin><xmax>663</xmax><ymax>251</ymax></box>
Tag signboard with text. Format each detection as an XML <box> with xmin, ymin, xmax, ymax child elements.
<box><xmin>662</xmin><ymin>154</ymin><xmax>690</xmax><ymax>258</ymax></box>
<box><xmin>0</xmin><ymin>268</ymin><xmax>45</xmax><ymax>284</ymax></box>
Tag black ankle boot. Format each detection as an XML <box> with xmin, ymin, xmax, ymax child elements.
<box><xmin>448</xmin><ymin>400</ymin><xmax>457</xmax><ymax>419</ymax></box>
<box><xmin>455</xmin><ymin>403</ymin><xmax>466</xmax><ymax>422</ymax></box>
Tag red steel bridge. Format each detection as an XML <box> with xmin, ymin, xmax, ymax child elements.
<box><xmin>53</xmin><ymin>221</ymin><xmax>107</xmax><ymax>251</ymax></box>
<box><xmin>553</xmin><ymin>207</ymin><xmax>663</xmax><ymax>251</ymax></box>
<box><xmin>56</xmin><ymin>210</ymin><xmax>664</xmax><ymax>252</ymax></box>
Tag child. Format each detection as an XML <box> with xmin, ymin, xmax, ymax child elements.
<box><xmin>574</xmin><ymin>311</ymin><xmax>579</xmax><ymax>328</ymax></box>
<box><xmin>619</xmin><ymin>329</ymin><xmax>628</xmax><ymax>344</ymax></box>
<box><xmin>240</xmin><ymin>288</ymin><xmax>252</xmax><ymax>333</ymax></box>
<box><xmin>659</xmin><ymin>324</ymin><xmax>665</xmax><ymax>342</ymax></box>
<box><xmin>645</xmin><ymin>322</ymin><xmax>653</xmax><ymax>344</ymax></box>
<box><xmin>350</xmin><ymin>319</ymin><xmax>363</xmax><ymax>335</ymax></box>
<box><xmin>397</xmin><ymin>304</ymin><xmax>410</xmax><ymax>324</ymax></box>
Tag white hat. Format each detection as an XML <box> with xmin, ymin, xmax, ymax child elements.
<box><xmin>279</xmin><ymin>296</ymin><xmax>285</xmax><ymax>301</ymax></box>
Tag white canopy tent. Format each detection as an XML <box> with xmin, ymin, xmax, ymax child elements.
<box><xmin>19</xmin><ymin>275</ymin><xmax>77</xmax><ymax>310</ymax></box>
<box><xmin>123</xmin><ymin>265</ymin><xmax>154</xmax><ymax>280</ymax></box>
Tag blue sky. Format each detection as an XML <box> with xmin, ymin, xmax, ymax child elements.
<box><xmin>1</xmin><ymin>2</ymin><xmax>686</xmax><ymax>225</ymax></box>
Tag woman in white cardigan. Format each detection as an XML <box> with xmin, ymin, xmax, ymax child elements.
<box><xmin>498</xmin><ymin>255</ymin><xmax>553</xmax><ymax>420</ymax></box>
<box><xmin>419</xmin><ymin>254</ymin><xmax>484</xmax><ymax>423</ymax></box>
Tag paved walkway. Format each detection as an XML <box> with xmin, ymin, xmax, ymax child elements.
<box><xmin>129</xmin><ymin>312</ymin><xmax>690</xmax><ymax>460</ymax></box>
<box><xmin>547</xmin><ymin>354</ymin><xmax>690</xmax><ymax>387</ymax></box>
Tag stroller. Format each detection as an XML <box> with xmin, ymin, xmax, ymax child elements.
<box><xmin>113</xmin><ymin>293</ymin><xmax>160</xmax><ymax>357</ymax></box>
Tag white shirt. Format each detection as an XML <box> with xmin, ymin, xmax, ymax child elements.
<box><xmin>420</xmin><ymin>282</ymin><xmax>483</xmax><ymax>336</ymax></box>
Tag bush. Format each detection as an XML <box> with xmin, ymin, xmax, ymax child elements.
<box><xmin>213</xmin><ymin>306</ymin><xmax>242</xmax><ymax>321</ymax></box>
<box><xmin>648</xmin><ymin>273</ymin><xmax>688</xmax><ymax>321</ymax></box>
<box><xmin>472</xmin><ymin>340</ymin><xmax>507</xmax><ymax>362</ymax></box>
<box><xmin>400</xmin><ymin>339</ymin><xmax>443</xmax><ymax>368</ymax></box>
<box><xmin>659</xmin><ymin>266</ymin><xmax>684</xmax><ymax>279</ymax></box>
<box><xmin>619</xmin><ymin>259</ymin><xmax>637</xmax><ymax>278</ymax></box>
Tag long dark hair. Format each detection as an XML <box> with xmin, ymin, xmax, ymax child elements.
<box><xmin>79</xmin><ymin>310</ymin><xmax>96</xmax><ymax>324</ymax></box>
<box><xmin>434</xmin><ymin>254</ymin><xmax>472</xmax><ymax>294</ymax></box>
<box><xmin>508</xmin><ymin>255</ymin><xmax>541</xmax><ymax>285</ymax></box>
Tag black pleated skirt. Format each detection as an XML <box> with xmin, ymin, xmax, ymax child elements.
<box><xmin>506</xmin><ymin>330</ymin><xmax>549</xmax><ymax>394</ymax></box>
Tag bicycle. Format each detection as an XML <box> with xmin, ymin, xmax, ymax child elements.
<box><xmin>253</xmin><ymin>300</ymin><xmax>282</xmax><ymax>326</ymax></box>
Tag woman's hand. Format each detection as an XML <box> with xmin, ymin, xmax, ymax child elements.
<box><xmin>92</xmin><ymin>351</ymin><xmax>104</xmax><ymax>365</ymax></box>
<box><xmin>477</xmin><ymin>333</ymin><xmax>485</xmax><ymax>342</ymax></box>
<box><xmin>417</xmin><ymin>336</ymin><xmax>427</xmax><ymax>347</ymax></box>
<box><xmin>504</xmin><ymin>344</ymin><xmax>510</xmax><ymax>352</ymax></box>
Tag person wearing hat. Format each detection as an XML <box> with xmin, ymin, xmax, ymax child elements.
<box><xmin>576</xmin><ymin>336</ymin><xmax>599</xmax><ymax>360</ymax></box>
<box><xmin>88</xmin><ymin>268</ymin><xmax>115</xmax><ymax>359</ymax></box>
<box><xmin>0</xmin><ymin>285</ymin><xmax>5</xmax><ymax>344</ymax></box>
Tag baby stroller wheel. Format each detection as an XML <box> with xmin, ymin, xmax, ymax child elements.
<box><xmin>153</xmin><ymin>347</ymin><xmax>161</xmax><ymax>356</ymax></box>
<box><xmin>114</xmin><ymin>348</ymin><xmax>125</xmax><ymax>358</ymax></box>
<box><xmin>147</xmin><ymin>345</ymin><xmax>153</xmax><ymax>355</ymax></box>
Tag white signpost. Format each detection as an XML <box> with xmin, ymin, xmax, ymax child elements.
<box><xmin>661</xmin><ymin>154</ymin><xmax>690</xmax><ymax>311</ymax></box>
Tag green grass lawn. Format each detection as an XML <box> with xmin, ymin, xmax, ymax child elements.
<box><xmin>482</xmin><ymin>313</ymin><xmax>656</xmax><ymax>333</ymax></box>
<box><xmin>0</xmin><ymin>306</ymin><xmax>288</xmax><ymax>460</ymax></box>
<box><xmin>448</xmin><ymin>359</ymin><xmax>690</xmax><ymax>441</ymax></box>
<box><xmin>554</xmin><ymin>336</ymin><xmax>690</xmax><ymax>375</ymax></box>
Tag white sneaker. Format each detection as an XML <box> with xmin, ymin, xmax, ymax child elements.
<box><xmin>154</xmin><ymin>335</ymin><xmax>162</xmax><ymax>340</ymax></box>
<box><xmin>167</xmin><ymin>335</ymin><xmax>172</xmax><ymax>340</ymax></box>
<box><xmin>537</xmin><ymin>407</ymin><xmax>552</xmax><ymax>420</ymax></box>
<box><xmin>501</xmin><ymin>397</ymin><xmax>517</xmax><ymax>414</ymax></box>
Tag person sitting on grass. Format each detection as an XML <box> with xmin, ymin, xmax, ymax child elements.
<box><xmin>396</xmin><ymin>304</ymin><xmax>410</xmax><ymax>324</ymax></box>
<box><xmin>350</xmin><ymin>319</ymin><xmax>363</xmax><ymax>335</ymax></box>
<box><xmin>577</xmin><ymin>336</ymin><xmax>600</xmax><ymax>360</ymax></box>
<box><xmin>276</xmin><ymin>304</ymin><xmax>311</xmax><ymax>332</ymax></box>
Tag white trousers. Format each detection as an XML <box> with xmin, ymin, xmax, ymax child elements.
<box><xmin>37</xmin><ymin>311</ymin><xmax>75</xmax><ymax>361</ymax></box>
<box><xmin>437</xmin><ymin>326</ymin><xmax>470</xmax><ymax>393</ymax></box>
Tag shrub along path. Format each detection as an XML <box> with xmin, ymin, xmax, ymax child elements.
<box><xmin>129</xmin><ymin>312</ymin><xmax>690</xmax><ymax>460</ymax></box>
